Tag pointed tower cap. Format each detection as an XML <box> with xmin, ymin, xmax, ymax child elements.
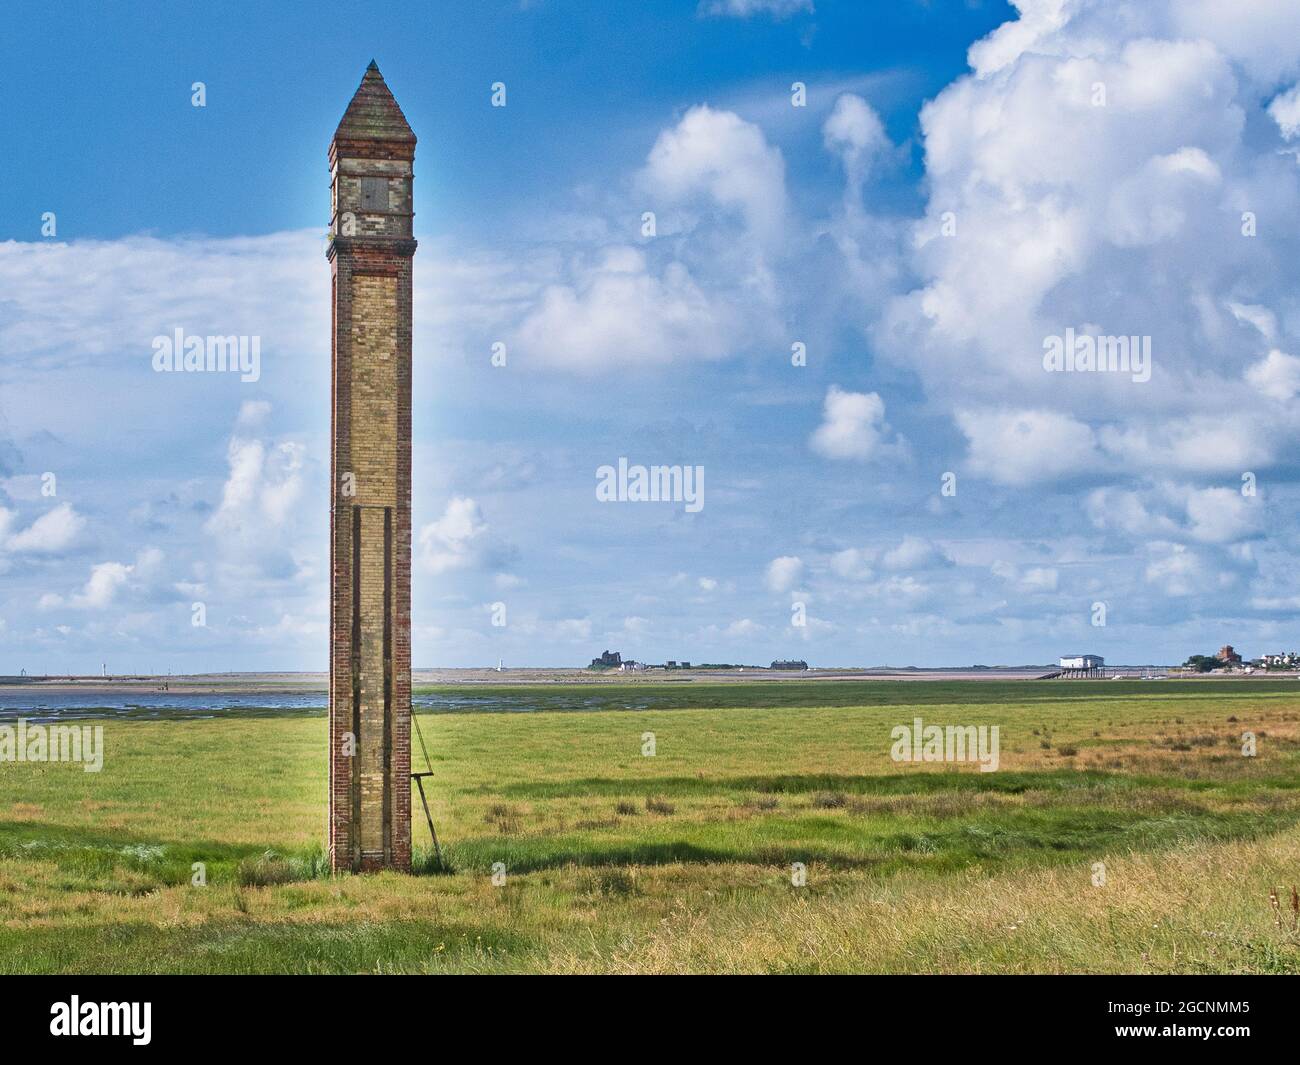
<box><xmin>333</xmin><ymin>61</ymin><xmax>416</xmax><ymax>146</ymax></box>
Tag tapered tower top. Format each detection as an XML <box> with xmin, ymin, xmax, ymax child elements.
<box><xmin>331</xmin><ymin>61</ymin><xmax>416</xmax><ymax>163</ymax></box>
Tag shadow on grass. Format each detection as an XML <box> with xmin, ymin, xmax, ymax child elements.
<box><xmin>440</xmin><ymin>803</ymin><xmax>1300</xmax><ymax>878</ymax></box>
<box><xmin>488</xmin><ymin>768</ymin><xmax>1157</xmax><ymax>800</ymax></box>
<box><xmin>438</xmin><ymin>837</ymin><xmax>889</xmax><ymax>875</ymax></box>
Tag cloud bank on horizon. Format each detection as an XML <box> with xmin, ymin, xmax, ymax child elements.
<box><xmin>3</xmin><ymin>0</ymin><xmax>1300</xmax><ymax>671</ymax></box>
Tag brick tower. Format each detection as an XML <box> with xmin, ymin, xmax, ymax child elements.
<box><xmin>327</xmin><ymin>62</ymin><xmax>416</xmax><ymax>873</ymax></box>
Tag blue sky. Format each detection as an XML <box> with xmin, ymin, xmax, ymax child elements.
<box><xmin>4</xmin><ymin>0</ymin><xmax>1300</xmax><ymax>671</ymax></box>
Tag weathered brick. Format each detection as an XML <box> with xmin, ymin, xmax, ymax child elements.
<box><xmin>327</xmin><ymin>63</ymin><xmax>417</xmax><ymax>873</ymax></box>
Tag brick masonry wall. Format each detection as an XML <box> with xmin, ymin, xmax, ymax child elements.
<box><xmin>330</xmin><ymin>66</ymin><xmax>416</xmax><ymax>873</ymax></box>
<box><xmin>329</xmin><ymin>245</ymin><xmax>414</xmax><ymax>873</ymax></box>
<box><xmin>327</xmin><ymin>80</ymin><xmax>416</xmax><ymax>873</ymax></box>
<box><xmin>353</xmin><ymin>274</ymin><xmax>395</xmax><ymax>862</ymax></box>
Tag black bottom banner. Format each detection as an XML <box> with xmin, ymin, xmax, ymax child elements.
<box><xmin>0</xmin><ymin>974</ymin><xmax>1291</xmax><ymax>1051</ymax></box>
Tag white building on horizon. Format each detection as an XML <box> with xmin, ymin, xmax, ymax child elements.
<box><xmin>1060</xmin><ymin>654</ymin><xmax>1104</xmax><ymax>670</ymax></box>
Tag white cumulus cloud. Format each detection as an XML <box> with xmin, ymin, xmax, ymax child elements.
<box><xmin>3</xmin><ymin>502</ymin><xmax>87</xmax><ymax>555</ymax></box>
<box><xmin>810</xmin><ymin>386</ymin><xmax>902</xmax><ymax>462</ymax></box>
<box><xmin>957</xmin><ymin>409</ymin><xmax>1098</xmax><ymax>486</ymax></box>
<box><xmin>765</xmin><ymin>555</ymin><xmax>804</xmax><ymax>593</ymax></box>
<box><xmin>418</xmin><ymin>497</ymin><xmax>488</xmax><ymax>575</ymax></box>
<box><xmin>512</xmin><ymin>247</ymin><xmax>739</xmax><ymax>372</ymax></box>
<box><xmin>641</xmin><ymin>105</ymin><xmax>787</xmax><ymax>242</ymax></box>
<box><xmin>1246</xmin><ymin>349</ymin><xmax>1300</xmax><ymax>401</ymax></box>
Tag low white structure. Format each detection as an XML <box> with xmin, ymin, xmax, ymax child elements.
<box><xmin>1060</xmin><ymin>654</ymin><xmax>1104</xmax><ymax>670</ymax></box>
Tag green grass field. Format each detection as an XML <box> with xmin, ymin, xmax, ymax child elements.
<box><xmin>3</xmin><ymin>679</ymin><xmax>1300</xmax><ymax>973</ymax></box>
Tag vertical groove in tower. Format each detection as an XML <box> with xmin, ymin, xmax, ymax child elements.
<box><xmin>327</xmin><ymin>62</ymin><xmax>416</xmax><ymax>873</ymax></box>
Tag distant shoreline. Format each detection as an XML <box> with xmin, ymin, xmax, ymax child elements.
<box><xmin>0</xmin><ymin>665</ymin><xmax>1285</xmax><ymax>695</ymax></box>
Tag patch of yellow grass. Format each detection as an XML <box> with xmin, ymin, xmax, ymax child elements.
<box><xmin>544</xmin><ymin>827</ymin><xmax>1300</xmax><ymax>973</ymax></box>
